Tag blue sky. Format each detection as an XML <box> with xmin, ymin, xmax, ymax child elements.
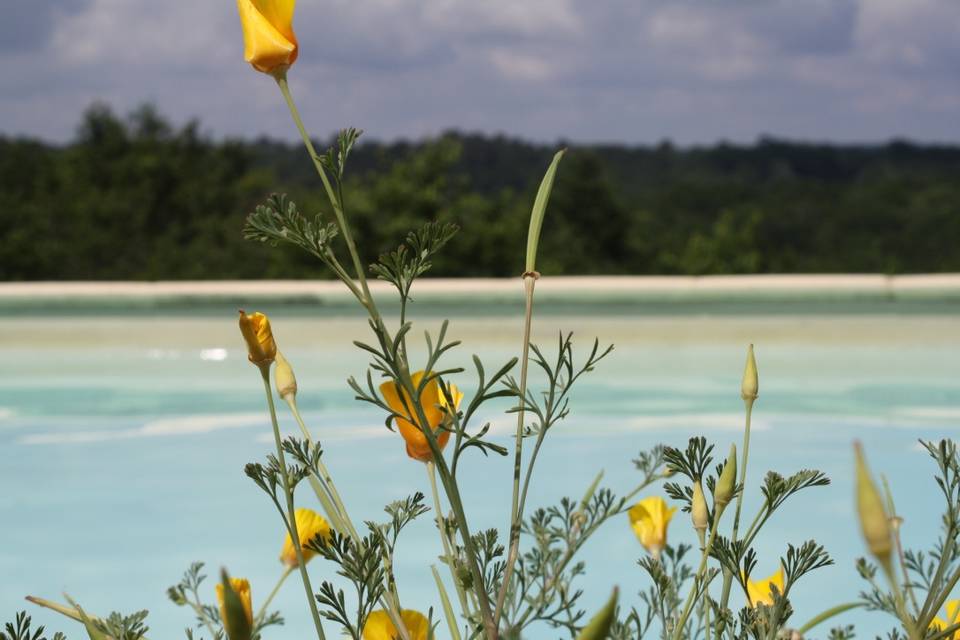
<box><xmin>2</xmin><ymin>0</ymin><xmax>959</xmax><ymax>145</ymax></box>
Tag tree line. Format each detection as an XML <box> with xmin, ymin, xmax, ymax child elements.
<box><xmin>1</xmin><ymin>103</ymin><xmax>958</xmax><ymax>280</ymax></box>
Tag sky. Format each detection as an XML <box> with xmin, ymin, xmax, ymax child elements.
<box><xmin>1</xmin><ymin>0</ymin><xmax>959</xmax><ymax>146</ymax></box>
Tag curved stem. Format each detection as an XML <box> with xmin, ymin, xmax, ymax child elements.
<box><xmin>275</xmin><ymin>74</ymin><xmax>377</xmax><ymax>316</ymax></box>
<box><xmin>255</xmin><ymin>566</ymin><xmax>295</xmax><ymax>623</ymax></box>
<box><xmin>260</xmin><ymin>369</ymin><xmax>327</xmax><ymax>640</ymax></box>
<box><xmin>797</xmin><ymin>602</ymin><xmax>863</xmax><ymax>635</ymax></box>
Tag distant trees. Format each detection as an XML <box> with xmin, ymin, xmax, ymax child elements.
<box><xmin>1</xmin><ymin>103</ymin><xmax>958</xmax><ymax>280</ymax></box>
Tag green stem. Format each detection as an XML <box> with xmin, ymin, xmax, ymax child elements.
<box><xmin>918</xmin><ymin>559</ymin><xmax>960</xmax><ymax>636</ymax></box>
<box><xmin>286</xmin><ymin>397</ymin><xmax>359</xmax><ymax>539</ymax></box>
<box><xmin>432</xmin><ymin>565</ymin><xmax>464</xmax><ymax>640</ymax></box>
<box><xmin>673</xmin><ymin>511</ymin><xmax>722</xmax><ymax>640</ymax></box>
<box><xmin>286</xmin><ymin>396</ymin><xmax>411</xmax><ymax>640</ymax></box>
<box><xmin>883</xmin><ymin>560</ymin><xmax>920</xmax><ymax>640</ymax></box>
<box><xmin>797</xmin><ymin>602</ymin><xmax>863</xmax><ymax>635</ymax></box>
<box><xmin>255</xmin><ymin>566</ymin><xmax>295</xmax><ymax>623</ymax></box>
<box><xmin>394</xmin><ymin>366</ymin><xmax>497</xmax><ymax>638</ymax></box>
<box><xmin>428</xmin><ymin>461</ymin><xmax>474</xmax><ymax>620</ymax></box>
<box><xmin>260</xmin><ymin>369</ymin><xmax>327</xmax><ymax>640</ymax></box>
<box><xmin>275</xmin><ymin>74</ymin><xmax>377</xmax><ymax>315</ymax></box>
<box><xmin>494</xmin><ymin>275</ymin><xmax>537</xmax><ymax>628</ymax></box>
<box><xmin>718</xmin><ymin>399</ymin><xmax>755</xmax><ymax>632</ymax></box>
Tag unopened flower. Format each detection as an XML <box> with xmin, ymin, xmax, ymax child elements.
<box><xmin>628</xmin><ymin>496</ymin><xmax>676</xmax><ymax>558</ymax></box>
<box><xmin>379</xmin><ymin>371</ymin><xmax>463</xmax><ymax>462</ymax></box>
<box><xmin>280</xmin><ymin>508</ymin><xmax>331</xmax><ymax>567</ymax></box>
<box><xmin>741</xmin><ymin>344</ymin><xmax>759</xmax><ymax>401</ymax></box>
<box><xmin>714</xmin><ymin>444</ymin><xmax>738</xmax><ymax>513</ymax></box>
<box><xmin>215</xmin><ymin>577</ymin><xmax>253</xmax><ymax>634</ymax></box>
<box><xmin>236</xmin><ymin>0</ymin><xmax>298</xmax><ymax>75</ymax></box>
<box><xmin>691</xmin><ymin>481</ymin><xmax>709</xmax><ymax>532</ymax></box>
<box><xmin>854</xmin><ymin>442</ymin><xmax>892</xmax><ymax>565</ymax></box>
<box><xmin>275</xmin><ymin>351</ymin><xmax>297</xmax><ymax>398</ymax></box>
<box><xmin>746</xmin><ymin>567</ymin><xmax>784</xmax><ymax>607</ymax></box>
<box><xmin>931</xmin><ymin>600</ymin><xmax>960</xmax><ymax>640</ymax></box>
<box><xmin>238</xmin><ymin>310</ymin><xmax>277</xmax><ymax>367</ymax></box>
<box><xmin>362</xmin><ymin>609</ymin><xmax>429</xmax><ymax>640</ymax></box>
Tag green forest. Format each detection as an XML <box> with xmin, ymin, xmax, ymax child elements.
<box><xmin>2</xmin><ymin>103</ymin><xmax>959</xmax><ymax>280</ymax></box>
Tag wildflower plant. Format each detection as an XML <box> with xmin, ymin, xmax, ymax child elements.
<box><xmin>12</xmin><ymin>2</ymin><xmax>959</xmax><ymax>640</ymax></box>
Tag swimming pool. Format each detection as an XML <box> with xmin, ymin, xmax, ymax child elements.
<box><xmin>2</xmin><ymin>293</ymin><xmax>959</xmax><ymax>638</ymax></box>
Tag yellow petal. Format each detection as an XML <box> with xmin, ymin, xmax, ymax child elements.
<box><xmin>216</xmin><ymin>577</ymin><xmax>253</xmax><ymax>630</ymax></box>
<box><xmin>746</xmin><ymin>567</ymin><xmax>784</xmax><ymax>607</ymax></box>
<box><xmin>280</xmin><ymin>508</ymin><xmax>331</xmax><ymax>566</ymax></box>
<box><xmin>362</xmin><ymin>609</ymin><xmax>429</xmax><ymax>640</ymax></box>
<box><xmin>628</xmin><ymin>497</ymin><xmax>675</xmax><ymax>554</ymax></box>
<box><xmin>236</xmin><ymin>0</ymin><xmax>297</xmax><ymax>73</ymax></box>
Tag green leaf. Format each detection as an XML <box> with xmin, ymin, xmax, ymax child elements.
<box><xmin>525</xmin><ymin>149</ymin><xmax>566</xmax><ymax>274</ymax></box>
<box><xmin>576</xmin><ymin>587</ymin><xmax>618</xmax><ymax>640</ymax></box>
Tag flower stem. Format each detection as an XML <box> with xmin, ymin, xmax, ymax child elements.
<box><xmin>260</xmin><ymin>368</ymin><xmax>327</xmax><ymax>640</ymax></box>
<box><xmin>286</xmin><ymin>397</ymin><xmax>359</xmax><ymax>539</ymax></box>
<box><xmin>718</xmin><ymin>397</ymin><xmax>755</xmax><ymax>631</ymax></box>
<box><xmin>274</xmin><ymin>73</ymin><xmax>376</xmax><ymax>314</ymax></box>
<box><xmin>797</xmin><ymin>602</ymin><xmax>863</xmax><ymax>635</ymax></box>
<box><xmin>427</xmin><ymin>462</ymin><xmax>473</xmax><ymax>620</ymax></box>
<box><xmin>255</xmin><ymin>566</ymin><xmax>295</xmax><ymax>623</ymax></box>
<box><xmin>494</xmin><ymin>274</ymin><xmax>537</xmax><ymax>627</ymax></box>
<box><xmin>673</xmin><ymin>511</ymin><xmax>722</xmax><ymax>640</ymax></box>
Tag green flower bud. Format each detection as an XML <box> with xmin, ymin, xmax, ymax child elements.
<box><xmin>275</xmin><ymin>351</ymin><xmax>298</xmax><ymax>399</ymax></box>
<box><xmin>854</xmin><ymin>442</ymin><xmax>893</xmax><ymax>565</ymax></box>
<box><xmin>714</xmin><ymin>444</ymin><xmax>738</xmax><ymax>513</ymax></box>
<box><xmin>741</xmin><ymin>344</ymin><xmax>759</xmax><ymax>401</ymax></box>
<box><xmin>575</xmin><ymin>587</ymin><xmax>618</xmax><ymax>640</ymax></box>
<box><xmin>691</xmin><ymin>480</ymin><xmax>709</xmax><ymax>532</ymax></box>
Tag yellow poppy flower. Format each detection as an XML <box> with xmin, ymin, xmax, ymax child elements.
<box><xmin>238</xmin><ymin>310</ymin><xmax>277</xmax><ymax>367</ymax></box>
<box><xmin>746</xmin><ymin>567</ymin><xmax>784</xmax><ymax>607</ymax></box>
<box><xmin>215</xmin><ymin>577</ymin><xmax>253</xmax><ymax>629</ymax></box>
<box><xmin>931</xmin><ymin>600</ymin><xmax>960</xmax><ymax>640</ymax></box>
<box><xmin>628</xmin><ymin>496</ymin><xmax>676</xmax><ymax>558</ymax></box>
<box><xmin>280</xmin><ymin>508</ymin><xmax>331</xmax><ymax>567</ymax></box>
<box><xmin>362</xmin><ymin>609</ymin><xmax>430</xmax><ymax>640</ymax></box>
<box><xmin>236</xmin><ymin>0</ymin><xmax>298</xmax><ymax>74</ymax></box>
<box><xmin>379</xmin><ymin>371</ymin><xmax>463</xmax><ymax>463</ymax></box>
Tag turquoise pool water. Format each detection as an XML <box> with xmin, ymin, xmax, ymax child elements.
<box><xmin>2</xmin><ymin>302</ymin><xmax>959</xmax><ymax>638</ymax></box>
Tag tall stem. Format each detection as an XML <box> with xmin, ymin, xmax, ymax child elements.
<box><xmin>428</xmin><ymin>462</ymin><xmax>474</xmax><ymax>620</ymax></box>
<box><xmin>260</xmin><ymin>370</ymin><xmax>326</xmax><ymax>640</ymax></box>
<box><xmin>274</xmin><ymin>74</ymin><xmax>376</xmax><ymax>314</ymax></box>
<box><xmin>494</xmin><ymin>275</ymin><xmax>537</xmax><ymax>627</ymax></box>
<box><xmin>718</xmin><ymin>398</ymin><xmax>755</xmax><ymax>628</ymax></box>
<box><xmin>672</xmin><ymin>511</ymin><xmax>722</xmax><ymax>640</ymax></box>
<box><xmin>255</xmin><ymin>566</ymin><xmax>295</xmax><ymax>623</ymax></box>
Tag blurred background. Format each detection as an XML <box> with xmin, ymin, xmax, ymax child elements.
<box><xmin>2</xmin><ymin>2</ymin><xmax>960</xmax><ymax>638</ymax></box>
<box><xmin>1</xmin><ymin>0</ymin><xmax>959</xmax><ymax>280</ymax></box>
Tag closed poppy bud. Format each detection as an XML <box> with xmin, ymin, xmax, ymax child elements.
<box><xmin>280</xmin><ymin>508</ymin><xmax>332</xmax><ymax>567</ymax></box>
<box><xmin>854</xmin><ymin>442</ymin><xmax>893</xmax><ymax>564</ymax></box>
<box><xmin>575</xmin><ymin>587</ymin><xmax>618</xmax><ymax>640</ymax></box>
<box><xmin>714</xmin><ymin>444</ymin><xmax>738</xmax><ymax>513</ymax></box>
<box><xmin>238</xmin><ymin>310</ymin><xmax>277</xmax><ymax>368</ymax></box>
<box><xmin>275</xmin><ymin>351</ymin><xmax>297</xmax><ymax>399</ymax></box>
<box><xmin>216</xmin><ymin>573</ymin><xmax>253</xmax><ymax>640</ymax></box>
<box><xmin>362</xmin><ymin>609</ymin><xmax>430</xmax><ymax>640</ymax></box>
<box><xmin>741</xmin><ymin>344</ymin><xmax>758</xmax><ymax>401</ymax></box>
<box><xmin>691</xmin><ymin>481</ymin><xmax>709</xmax><ymax>532</ymax></box>
<box><xmin>236</xmin><ymin>0</ymin><xmax>298</xmax><ymax>75</ymax></box>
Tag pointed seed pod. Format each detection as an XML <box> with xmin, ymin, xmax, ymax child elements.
<box><xmin>275</xmin><ymin>351</ymin><xmax>298</xmax><ymax>399</ymax></box>
<box><xmin>691</xmin><ymin>480</ymin><xmax>709</xmax><ymax>532</ymax></box>
<box><xmin>714</xmin><ymin>444</ymin><xmax>738</xmax><ymax>512</ymax></box>
<box><xmin>575</xmin><ymin>587</ymin><xmax>619</xmax><ymax>640</ymax></box>
<box><xmin>741</xmin><ymin>344</ymin><xmax>759</xmax><ymax>401</ymax></box>
<box><xmin>854</xmin><ymin>442</ymin><xmax>893</xmax><ymax>564</ymax></box>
